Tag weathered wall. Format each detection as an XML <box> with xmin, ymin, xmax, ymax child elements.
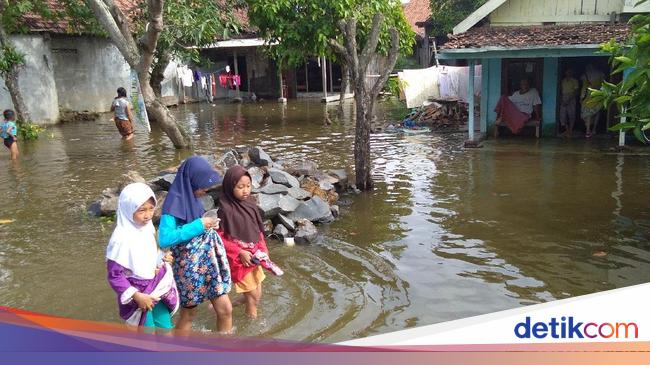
<box><xmin>490</xmin><ymin>0</ymin><xmax>623</xmax><ymax>25</ymax></box>
<box><xmin>50</xmin><ymin>35</ymin><xmax>130</xmax><ymax>113</ymax></box>
<box><xmin>0</xmin><ymin>34</ymin><xmax>59</xmax><ymax>124</ymax></box>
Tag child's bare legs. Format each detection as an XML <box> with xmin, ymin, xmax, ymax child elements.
<box><xmin>9</xmin><ymin>142</ymin><xmax>18</xmax><ymax>160</ymax></box>
<box><xmin>174</xmin><ymin>306</ymin><xmax>197</xmax><ymax>335</ymax></box>
<box><xmin>210</xmin><ymin>294</ymin><xmax>232</xmax><ymax>334</ymax></box>
<box><xmin>244</xmin><ymin>284</ymin><xmax>262</xmax><ymax>319</ymax></box>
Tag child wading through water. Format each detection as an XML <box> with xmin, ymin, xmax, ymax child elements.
<box><xmin>219</xmin><ymin>165</ymin><xmax>282</xmax><ymax>319</ymax></box>
<box><xmin>111</xmin><ymin>87</ymin><xmax>135</xmax><ymax>140</ymax></box>
<box><xmin>106</xmin><ymin>183</ymin><xmax>179</xmax><ymax>333</ymax></box>
<box><xmin>158</xmin><ymin>156</ymin><xmax>233</xmax><ymax>334</ymax></box>
<box><xmin>2</xmin><ymin>109</ymin><xmax>19</xmax><ymax>160</ymax></box>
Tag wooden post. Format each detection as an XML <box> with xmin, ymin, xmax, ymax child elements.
<box><xmin>328</xmin><ymin>58</ymin><xmax>334</xmax><ymax>93</ymax></box>
<box><xmin>233</xmin><ymin>50</ymin><xmax>240</xmax><ymax>98</ymax></box>
<box><xmin>619</xmin><ymin>107</ymin><xmax>627</xmax><ymax>147</ymax></box>
<box><xmin>321</xmin><ymin>56</ymin><xmax>328</xmax><ymax>99</ymax></box>
<box><xmin>468</xmin><ymin>59</ymin><xmax>475</xmax><ymax>141</ymax></box>
<box><xmin>305</xmin><ymin>60</ymin><xmax>309</xmax><ymax>93</ymax></box>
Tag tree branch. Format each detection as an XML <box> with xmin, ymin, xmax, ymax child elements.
<box><xmin>370</xmin><ymin>28</ymin><xmax>399</xmax><ymax>100</ymax></box>
<box><xmin>85</xmin><ymin>0</ymin><xmax>139</xmax><ymax>66</ymax></box>
<box><xmin>137</xmin><ymin>0</ymin><xmax>165</xmax><ymax>85</ymax></box>
<box><xmin>103</xmin><ymin>0</ymin><xmax>138</xmax><ymax>54</ymax></box>
<box><xmin>359</xmin><ymin>13</ymin><xmax>383</xmax><ymax>74</ymax></box>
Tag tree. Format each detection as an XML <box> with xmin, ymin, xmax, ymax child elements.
<box><xmin>429</xmin><ymin>0</ymin><xmax>487</xmax><ymax>36</ymax></box>
<box><xmin>592</xmin><ymin>7</ymin><xmax>650</xmax><ymax>143</ymax></box>
<box><xmin>247</xmin><ymin>0</ymin><xmax>414</xmax><ymax>190</ymax></box>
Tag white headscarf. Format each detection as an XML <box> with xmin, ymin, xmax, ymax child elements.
<box><xmin>106</xmin><ymin>183</ymin><xmax>158</xmax><ymax>280</ymax></box>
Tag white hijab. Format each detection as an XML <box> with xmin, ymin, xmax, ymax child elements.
<box><xmin>106</xmin><ymin>183</ymin><xmax>158</xmax><ymax>280</ymax></box>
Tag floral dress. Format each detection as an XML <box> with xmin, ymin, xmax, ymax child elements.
<box><xmin>170</xmin><ymin>229</ymin><xmax>231</xmax><ymax>307</ymax></box>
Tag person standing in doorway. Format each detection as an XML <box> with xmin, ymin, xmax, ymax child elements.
<box><xmin>2</xmin><ymin>109</ymin><xmax>19</xmax><ymax>160</ymax></box>
<box><xmin>580</xmin><ymin>64</ymin><xmax>605</xmax><ymax>138</ymax></box>
<box><xmin>559</xmin><ymin>68</ymin><xmax>579</xmax><ymax>137</ymax></box>
<box><xmin>111</xmin><ymin>87</ymin><xmax>135</xmax><ymax>141</ymax></box>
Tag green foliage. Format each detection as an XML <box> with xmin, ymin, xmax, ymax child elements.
<box><xmin>394</xmin><ymin>54</ymin><xmax>420</xmax><ymax>70</ymax></box>
<box><xmin>382</xmin><ymin>75</ymin><xmax>406</xmax><ymax>95</ymax></box>
<box><xmin>592</xmin><ymin>5</ymin><xmax>650</xmax><ymax>143</ymax></box>
<box><xmin>0</xmin><ymin>44</ymin><xmax>25</xmax><ymax>75</ymax></box>
<box><xmin>17</xmin><ymin>122</ymin><xmax>44</xmax><ymax>140</ymax></box>
<box><xmin>246</xmin><ymin>0</ymin><xmax>415</xmax><ymax>67</ymax></box>
<box><xmin>429</xmin><ymin>0</ymin><xmax>487</xmax><ymax>36</ymax></box>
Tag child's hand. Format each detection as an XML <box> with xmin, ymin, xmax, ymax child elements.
<box><xmin>133</xmin><ymin>292</ymin><xmax>158</xmax><ymax>311</ymax></box>
<box><xmin>201</xmin><ymin>217</ymin><xmax>220</xmax><ymax>230</ymax></box>
<box><xmin>239</xmin><ymin>250</ymin><xmax>253</xmax><ymax>267</ymax></box>
<box><xmin>162</xmin><ymin>251</ymin><xmax>174</xmax><ymax>264</ymax></box>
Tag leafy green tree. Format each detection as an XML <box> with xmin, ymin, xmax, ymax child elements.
<box><xmin>593</xmin><ymin>5</ymin><xmax>650</xmax><ymax>143</ymax></box>
<box><xmin>429</xmin><ymin>0</ymin><xmax>487</xmax><ymax>35</ymax></box>
<box><xmin>247</xmin><ymin>0</ymin><xmax>414</xmax><ymax>189</ymax></box>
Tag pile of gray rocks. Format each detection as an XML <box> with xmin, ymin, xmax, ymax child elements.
<box><xmin>89</xmin><ymin>146</ymin><xmax>354</xmax><ymax>244</ymax></box>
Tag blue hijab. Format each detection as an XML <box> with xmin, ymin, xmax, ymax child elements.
<box><xmin>162</xmin><ymin>156</ymin><xmax>222</xmax><ymax>223</ymax></box>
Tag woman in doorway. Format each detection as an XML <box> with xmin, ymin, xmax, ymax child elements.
<box><xmin>580</xmin><ymin>64</ymin><xmax>605</xmax><ymax>138</ymax></box>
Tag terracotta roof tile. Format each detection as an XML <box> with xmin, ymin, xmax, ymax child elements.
<box><xmin>402</xmin><ymin>0</ymin><xmax>431</xmax><ymax>38</ymax></box>
<box><xmin>443</xmin><ymin>23</ymin><xmax>629</xmax><ymax>49</ymax></box>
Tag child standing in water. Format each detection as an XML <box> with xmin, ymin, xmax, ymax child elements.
<box><xmin>106</xmin><ymin>183</ymin><xmax>179</xmax><ymax>333</ymax></box>
<box><xmin>158</xmin><ymin>156</ymin><xmax>233</xmax><ymax>335</ymax></box>
<box><xmin>2</xmin><ymin>109</ymin><xmax>19</xmax><ymax>160</ymax></box>
<box><xmin>219</xmin><ymin>165</ymin><xmax>280</xmax><ymax>319</ymax></box>
<box><xmin>110</xmin><ymin>87</ymin><xmax>135</xmax><ymax>140</ymax></box>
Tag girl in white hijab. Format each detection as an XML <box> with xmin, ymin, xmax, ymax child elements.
<box><xmin>106</xmin><ymin>183</ymin><xmax>179</xmax><ymax>332</ymax></box>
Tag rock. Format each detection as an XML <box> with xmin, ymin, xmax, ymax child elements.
<box><xmin>117</xmin><ymin>171</ymin><xmax>146</xmax><ymax>192</ymax></box>
<box><xmin>300</xmin><ymin>177</ymin><xmax>329</xmax><ymax>202</ymax></box>
<box><xmin>272</xmin><ymin>161</ymin><xmax>284</xmax><ymax>170</ymax></box>
<box><xmin>287</xmin><ymin>196</ymin><xmax>334</xmax><ymax>224</ymax></box>
<box><xmin>272</xmin><ymin>224</ymin><xmax>290</xmax><ymax>239</ymax></box>
<box><xmin>240</xmin><ymin>155</ymin><xmax>251</xmax><ymax>167</ymax></box>
<box><xmin>268</xmin><ymin>168</ymin><xmax>300</xmax><ymax>188</ymax></box>
<box><xmin>101</xmin><ymin>187</ymin><xmax>118</xmax><ymax>198</ymax></box>
<box><xmin>327</xmin><ymin>190</ymin><xmax>339</xmax><ymax>205</ymax></box>
<box><xmin>153</xmin><ymin>190</ymin><xmax>168</xmax><ymax>224</ymax></box>
<box><xmin>319</xmin><ymin>181</ymin><xmax>335</xmax><ymax>192</ymax></box>
<box><xmin>150</xmin><ymin>173</ymin><xmax>176</xmax><ymax>190</ymax></box>
<box><xmin>330</xmin><ymin>205</ymin><xmax>340</xmax><ymax>218</ymax></box>
<box><xmin>287</xmin><ymin>186</ymin><xmax>312</xmax><ymax>200</ymax></box>
<box><xmin>99</xmin><ymin>195</ymin><xmax>118</xmax><ymax>216</ymax></box>
<box><xmin>249</xmin><ymin>147</ymin><xmax>273</xmax><ymax>166</ymax></box>
<box><xmin>328</xmin><ymin>169</ymin><xmax>349</xmax><ymax>189</ymax></box>
<box><xmin>87</xmin><ymin>201</ymin><xmax>101</xmax><ymax>217</ymax></box>
<box><xmin>248</xmin><ymin>166</ymin><xmax>266</xmax><ymax>189</ymax></box>
<box><xmin>200</xmin><ymin>195</ymin><xmax>215</xmax><ymax>211</ymax></box>
<box><xmin>263</xmin><ymin>220</ymin><xmax>274</xmax><ymax>236</ymax></box>
<box><xmin>274</xmin><ymin>213</ymin><xmax>296</xmax><ymax>232</ymax></box>
<box><xmin>294</xmin><ymin>219</ymin><xmax>318</xmax><ymax>244</ymax></box>
<box><xmin>278</xmin><ymin>195</ymin><xmax>301</xmax><ymax>214</ymax></box>
<box><xmin>258</xmin><ymin>194</ymin><xmax>281</xmax><ymax>219</ymax></box>
<box><xmin>257</xmin><ymin>183</ymin><xmax>289</xmax><ymax>195</ymax></box>
<box><xmin>216</xmin><ymin>150</ymin><xmax>239</xmax><ymax>169</ymax></box>
<box><xmin>314</xmin><ymin>172</ymin><xmax>339</xmax><ymax>185</ymax></box>
<box><xmin>285</xmin><ymin>160</ymin><xmax>319</xmax><ymax>177</ymax></box>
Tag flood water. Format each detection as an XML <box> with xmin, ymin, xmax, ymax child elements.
<box><xmin>1</xmin><ymin>99</ymin><xmax>649</xmax><ymax>342</ymax></box>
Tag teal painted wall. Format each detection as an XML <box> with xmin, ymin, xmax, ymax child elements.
<box><xmin>486</xmin><ymin>58</ymin><xmax>501</xmax><ymax>135</ymax></box>
<box><xmin>542</xmin><ymin>58</ymin><xmax>559</xmax><ymax>137</ymax></box>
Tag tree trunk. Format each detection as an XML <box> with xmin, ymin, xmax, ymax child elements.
<box><xmin>150</xmin><ymin>49</ymin><xmax>171</xmax><ymax>98</ymax></box>
<box><xmin>86</xmin><ymin>0</ymin><xmax>190</xmax><ymax>148</ymax></box>
<box><xmin>0</xmin><ymin>1</ymin><xmax>31</xmax><ymax>124</ymax></box>
<box><xmin>338</xmin><ymin>61</ymin><xmax>349</xmax><ymax>117</ymax></box>
<box><xmin>329</xmin><ymin>14</ymin><xmax>399</xmax><ymax>191</ymax></box>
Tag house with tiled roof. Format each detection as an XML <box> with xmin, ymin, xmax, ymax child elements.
<box><xmin>402</xmin><ymin>0</ymin><xmax>433</xmax><ymax>67</ymax></box>
<box><xmin>439</xmin><ymin>0</ymin><xmax>650</xmax><ymax>140</ymax></box>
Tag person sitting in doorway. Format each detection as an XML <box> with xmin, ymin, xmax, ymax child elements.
<box><xmin>580</xmin><ymin>64</ymin><xmax>605</xmax><ymax>139</ymax></box>
<box><xmin>559</xmin><ymin>68</ymin><xmax>579</xmax><ymax>137</ymax></box>
<box><xmin>494</xmin><ymin>78</ymin><xmax>542</xmax><ymax>136</ymax></box>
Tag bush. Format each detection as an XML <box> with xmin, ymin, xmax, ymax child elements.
<box><xmin>18</xmin><ymin>122</ymin><xmax>44</xmax><ymax>141</ymax></box>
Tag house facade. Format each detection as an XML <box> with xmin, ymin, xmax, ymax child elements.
<box><xmin>440</xmin><ymin>0</ymin><xmax>649</xmax><ymax>139</ymax></box>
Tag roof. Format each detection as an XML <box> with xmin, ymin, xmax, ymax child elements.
<box><xmin>20</xmin><ymin>0</ymin><xmax>140</xmax><ymax>34</ymax></box>
<box><xmin>442</xmin><ymin>23</ymin><xmax>629</xmax><ymax>49</ymax></box>
<box><xmin>402</xmin><ymin>0</ymin><xmax>431</xmax><ymax>39</ymax></box>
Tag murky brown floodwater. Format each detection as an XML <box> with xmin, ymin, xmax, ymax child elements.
<box><xmin>1</xmin><ymin>99</ymin><xmax>649</xmax><ymax>342</ymax></box>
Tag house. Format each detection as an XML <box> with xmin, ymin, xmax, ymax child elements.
<box><xmin>0</xmin><ymin>0</ymin><xmax>183</xmax><ymax>125</ymax></box>
<box><xmin>439</xmin><ymin>0</ymin><xmax>649</xmax><ymax>140</ymax></box>
<box><xmin>402</xmin><ymin>0</ymin><xmax>433</xmax><ymax>67</ymax></box>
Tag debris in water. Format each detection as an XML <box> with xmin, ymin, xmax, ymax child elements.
<box><xmin>0</xmin><ymin>219</ymin><xmax>15</xmax><ymax>224</ymax></box>
<box><xmin>592</xmin><ymin>251</ymin><xmax>608</xmax><ymax>257</ymax></box>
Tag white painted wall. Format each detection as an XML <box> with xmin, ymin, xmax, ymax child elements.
<box><xmin>0</xmin><ymin>34</ymin><xmax>59</xmax><ymax>124</ymax></box>
<box><xmin>490</xmin><ymin>0</ymin><xmax>624</xmax><ymax>25</ymax></box>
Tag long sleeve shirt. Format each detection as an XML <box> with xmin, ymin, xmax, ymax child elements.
<box><xmin>158</xmin><ymin>214</ymin><xmax>205</xmax><ymax>249</ymax></box>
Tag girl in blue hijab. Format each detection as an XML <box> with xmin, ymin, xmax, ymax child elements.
<box><xmin>158</xmin><ymin>156</ymin><xmax>233</xmax><ymax>334</ymax></box>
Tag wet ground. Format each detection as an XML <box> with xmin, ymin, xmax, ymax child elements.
<box><xmin>1</xmin><ymin>99</ymin><xmax>649</xmax><ymax>342</ymax></box>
